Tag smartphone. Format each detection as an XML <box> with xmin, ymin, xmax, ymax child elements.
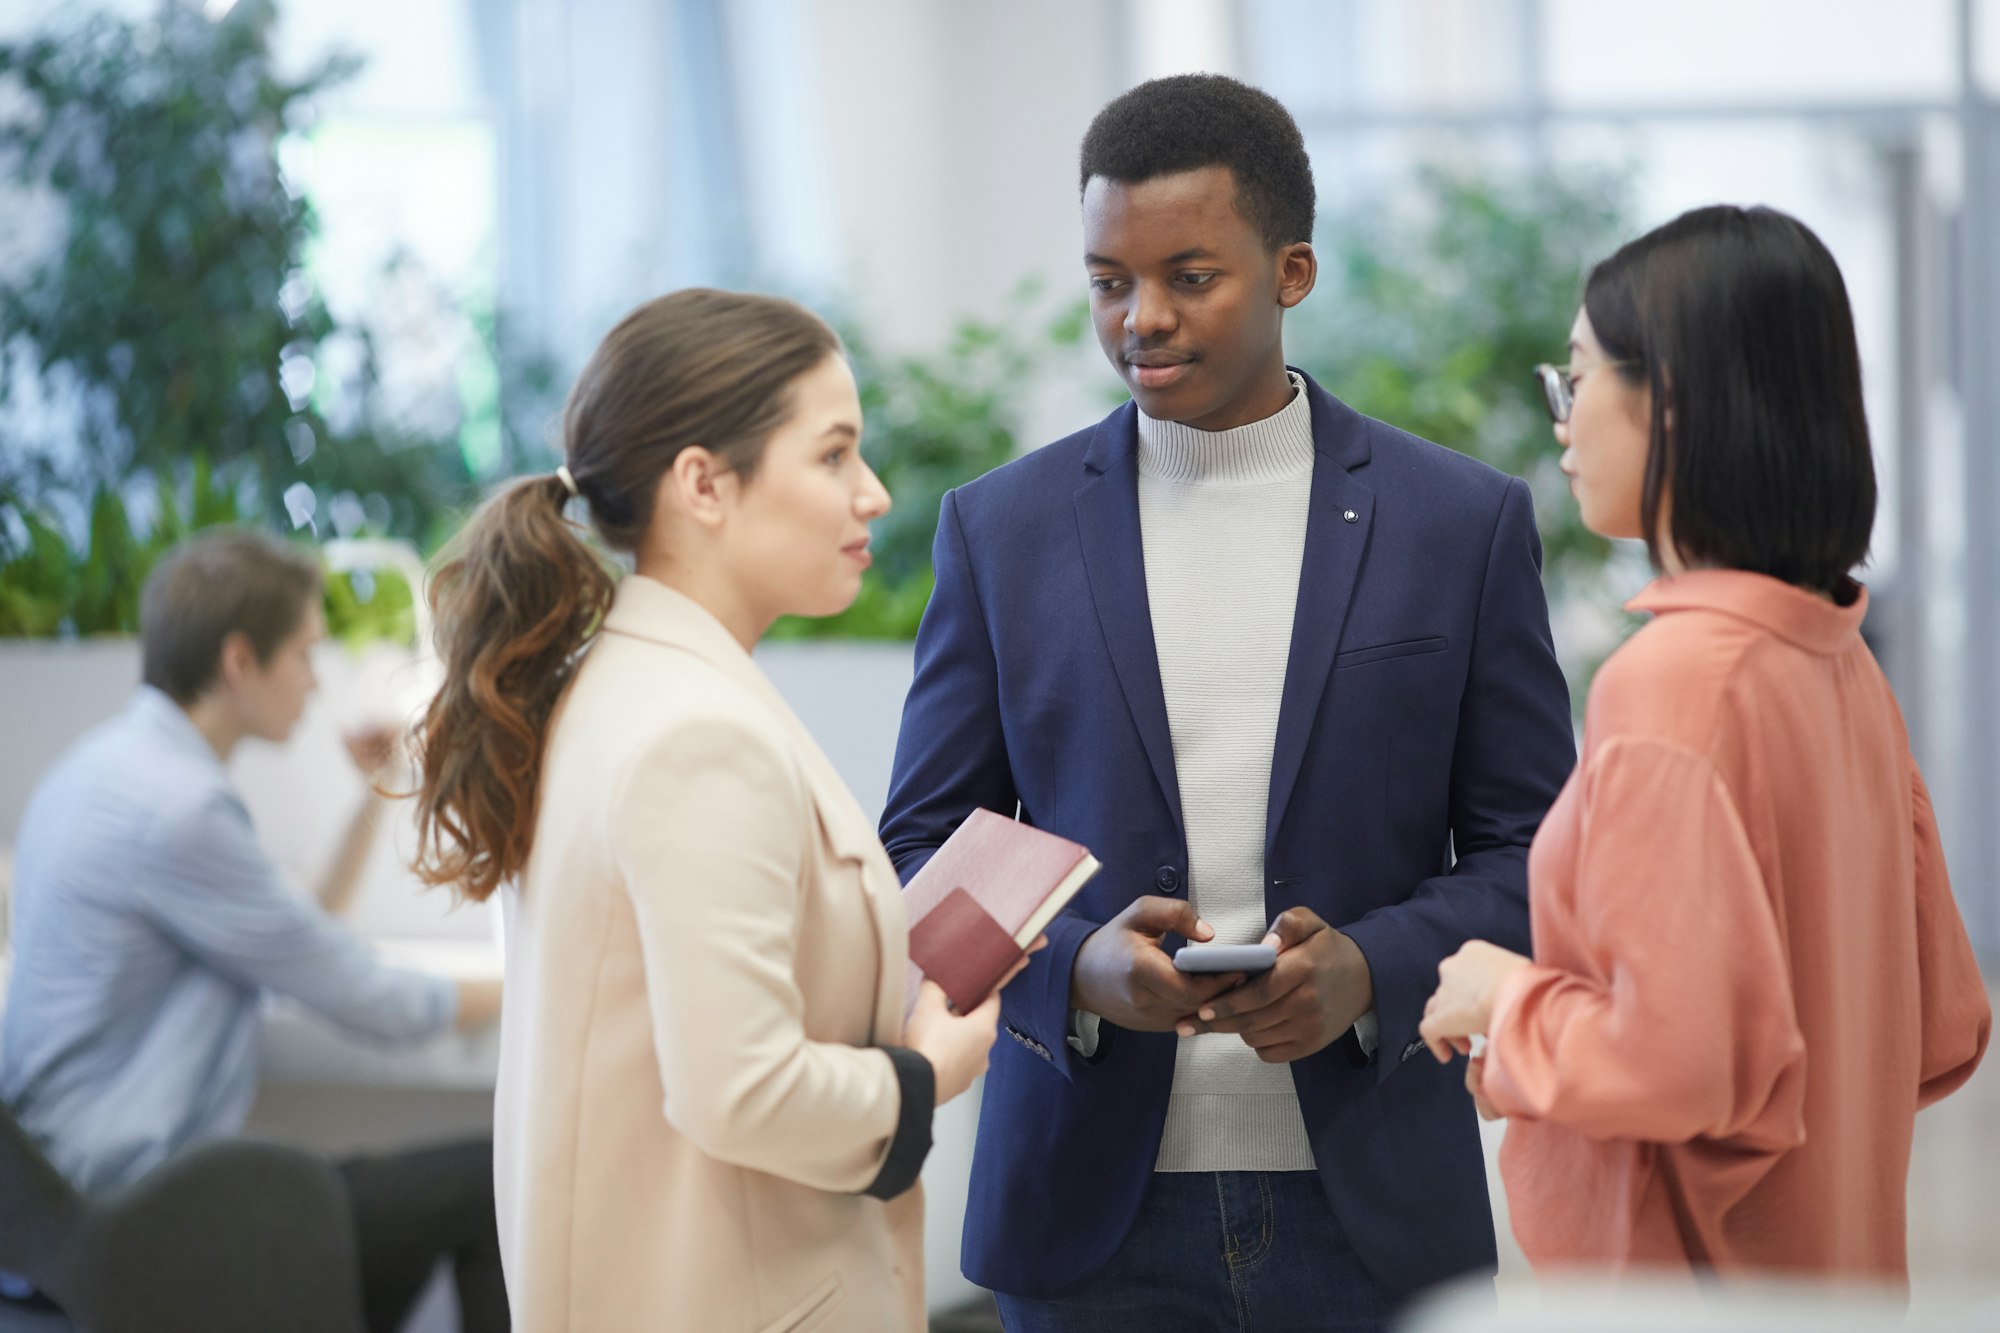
<box><xmin>1172</xmin><ymin>943</ymin><xmax>1277</xmax><ymax>974</ymax></box>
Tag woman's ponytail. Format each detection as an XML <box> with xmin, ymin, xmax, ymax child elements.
<box><xmin>409</xmin><ymin>473</ymin><xmax>616</xmax><ymax>901</ymax></box>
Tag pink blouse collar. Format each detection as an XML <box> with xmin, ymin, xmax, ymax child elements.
<box><xmin>1626</xmin><ymin>568</ymin><xmax>1869</xmax><ymax>655</ymax></box>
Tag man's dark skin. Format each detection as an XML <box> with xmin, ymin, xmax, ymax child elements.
<box><xmin>1068</xmin><ymin>164</ymin><xmax>1377</xmax><ymax>1064</ymax></box>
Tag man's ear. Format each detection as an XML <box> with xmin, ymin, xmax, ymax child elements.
<box><xmin>1276</xmin><ymin>241</ymin><xmax>1317</xmax><ymax>310</ymax></box>
<box><xmin>214</xmin><ymin>630</ymin><xmax>258</xmax><ymax>690</ymax></box>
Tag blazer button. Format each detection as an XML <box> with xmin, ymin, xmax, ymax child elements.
<box><xmin>1155</xmin><ymin>866</ymin><xmax>1181</xmax><ymax>893</ymax></box>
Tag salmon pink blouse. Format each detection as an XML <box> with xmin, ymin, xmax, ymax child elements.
<box><xmin>1483</xmin><ymin>569</ymin><xmax>1990</xmax><ymax>1281</ymax></box>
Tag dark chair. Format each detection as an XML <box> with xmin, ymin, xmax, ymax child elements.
<box><xmin>0</xmin><ymin>1102</ymin><xmax>365</xmax><ymax>1333</ymax></box>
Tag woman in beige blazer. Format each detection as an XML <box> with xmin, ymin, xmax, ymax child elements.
<box><xmin>406</xmin><ymin>290</ymin><xmax>1012</xmax><ymax>1332</ymax></box>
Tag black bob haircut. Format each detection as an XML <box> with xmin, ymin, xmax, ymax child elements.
<box><xmin>1585</xmin><ymin>204</ymin><xmax>1876</xmax><ymax>599</ymax></box>
<box><xmin>1078</xmin><ymin>74</ymin><xmax>1315</xmax><ymax>251</ymax></box>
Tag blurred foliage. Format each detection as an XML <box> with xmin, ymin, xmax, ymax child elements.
<box><xmin>0</xmin><ymin>0</ymin><xmax>477</xmax><ymax>536</ymax></box>
<box><xmin>0</xmin><ymin>0</ymin><xmax>1630</xmax><ymax>657</ymax></box>
<box><xmin>1289</xmin><ymin>164</ymin><xmax>1633</xmax><ymax>601</ymax></box>
<box><xmin>0</xmin><ymin>512</ymin><xmax>70</xmax><ymax>637</ymax></box>
<box><xmin>474</xmin><ymin>304</ymin><xmax>567</xmax><ymax>479</ymax></box>
<box><xmin>0</xmin><ymin>451</ymin><xmax>412</xmax><ymax>643</ymax></box>
<box><xmin>769</xmin><ymin>281</ymin><xmax>1089</xmax><ymax>640</ymax></box>
<box><xmin>0</xmin><ymin>455</ymin><xmax>242</xmax><ymax>636</ymax></box>
<box><xmin>322</xmin><ymin>566</ymin><xmax>416</xmax><ymax>649</ymax></box>
<box><xmin>0</xmin><ymin>0</ymin><xmax>556</xmax><ymax>642</ymax></box>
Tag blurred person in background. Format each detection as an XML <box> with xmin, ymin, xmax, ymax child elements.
<box><xmin>0</xmin><ymin>529</ymin><xmax>507</xmax><ymax>1331</ymax></box>
<box><xmin>409</xmin><ymin>289</ymin><xmax>1018</xmax><ymax>1333</ymax></box>
<box><xmin>1420</xmin><ymin>204</ymin><xmax>1992</xmax><ymax>1284</ymax></box>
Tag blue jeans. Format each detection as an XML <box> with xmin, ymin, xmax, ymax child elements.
<box><xmin>993</xmin><ymin>1171</ymin><xmax>1395</xmax><ymax>1333</ymax></box>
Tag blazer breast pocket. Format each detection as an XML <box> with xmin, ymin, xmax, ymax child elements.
<box><xmin>1333</xmin><ymin>635</ymin><xmax>1449</xmax><ymax>670</ymax></box>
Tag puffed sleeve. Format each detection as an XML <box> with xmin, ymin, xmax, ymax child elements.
<box><xmin>1480</xmin><ymin>736</ymin><xmax>1807</xmax><ymax>1149</ymax></box>
<box><xmin>1910</xmin><ymin>760</ymin><xmax>1990</xmax><ymax>1107</ymax></box>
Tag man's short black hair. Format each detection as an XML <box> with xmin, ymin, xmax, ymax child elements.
<box><xmin>1078</xmin><ymin>74</ymin><xmax>1315</xmax><ymax>250</ymax></box>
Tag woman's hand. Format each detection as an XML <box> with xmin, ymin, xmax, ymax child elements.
<box><xmin>905</xmin><ymin>982</ymin><xmax>997</xmax><ymax>1105</ymax></box>
<box><xmin>905</xmin><ymin>936</ymin><xmax>1047</xmax><ymax>1106</ymax></box>
<box><xmin>1463</xmin><ymin>1051</ymin><xmax>1503</xmax><ymax>1121</ymax></box>
<box><xmin>1419</xmin><ymin>940</ymin><xmax>1531</xmax><ymax>1062</ymax></box>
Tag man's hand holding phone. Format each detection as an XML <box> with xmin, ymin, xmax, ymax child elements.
<box><xmin>1172</xmin><ymin>907</ymin><xmax>1374</xmax><ymax>1063</ymax></box>
<box><xmin>1173</xmin><ymin>942</ymin><xmax>1277</xmax><ymax>974</ymax></box>
<box><xmin>1069</xmin><ymin>897</ymin><xmax>1246</xmax><ymax>1032</ymax></box>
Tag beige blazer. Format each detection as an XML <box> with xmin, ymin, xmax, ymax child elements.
<box><xmin>493</xmin><ymin>575</ymin><xmax>924</xmax><ymax>1333</ymax></box>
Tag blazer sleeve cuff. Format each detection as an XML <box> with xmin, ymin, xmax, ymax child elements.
<box><xmin>1003</xmin><ymin>910</ymin><xmax>1100</xmax><ymax>1079</ymax></box>
<box><xmin>1340</xmin><ymin>912</ymin><xmax>1429</xmax><ymax>1084</ymax></box>
<box><xmin>863</xmin><ymin>1046</ymin><xmax>935</xmax><ymax>1200</ymax></box>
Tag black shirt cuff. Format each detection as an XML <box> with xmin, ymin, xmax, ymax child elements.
<box><xmin>862</xmin><ymin>1046</ymin><xmax>935</xmax><ymax>1200</ymax></box>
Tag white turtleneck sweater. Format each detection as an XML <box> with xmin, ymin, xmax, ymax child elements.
<box><xmin>1069</xmin><ymin>374</ymin><xmax>1378</xmax><ymax>1170</ymax></box>
<box><xmin>1138</xmin><ymin>373</ymin><xmax>1319</xmax><ymax>1171</ymax></box>
<box><xmin>1080</xmin><ymin>370</ymin><xmax>1376</xmax><ymax>1160</ymax></box>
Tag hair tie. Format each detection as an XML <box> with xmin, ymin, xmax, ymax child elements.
<box><xmin>555</xmin><ymin>464</ymin><xmax>581</xmax><ymax>500</ymax></box>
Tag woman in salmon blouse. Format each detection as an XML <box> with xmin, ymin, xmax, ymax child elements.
<box><xmin>1418</xmin><ymin>205</ymin><xmax>1990</xmax><ymax>1282</ymax></box>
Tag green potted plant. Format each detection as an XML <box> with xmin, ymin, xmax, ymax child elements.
<box><xmin>1291</xmin><ymin>165</ymin><xmax>1638</xmax><ymax>708</ymax></box>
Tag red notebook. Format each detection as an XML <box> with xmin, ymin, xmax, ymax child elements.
<box><xmin>903</xmin><ymin>809</ymin><xmax>1101</xmax><ymax>1016</ymax></box>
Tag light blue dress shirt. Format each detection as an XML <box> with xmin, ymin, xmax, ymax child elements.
<box><xmin>0</xmin><ymin>686</ymin><xmax>456</xmax><ymax>1196</ymax></box>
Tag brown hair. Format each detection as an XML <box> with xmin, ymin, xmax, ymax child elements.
<box><xmin>408</xmin><ymin>288</ymin><xmax>843</xmax><ymax>901</ymax></box>
<box><xmin>140</xmin><ymin>529</ymin><xmax>324</xmax><ymax>704</ymax></box>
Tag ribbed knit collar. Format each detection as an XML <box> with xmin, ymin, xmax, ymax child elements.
<box><xmin>1136</xmin><ymin>372</ymin><xmax>1315</xmax><ymax>485</ymax></box>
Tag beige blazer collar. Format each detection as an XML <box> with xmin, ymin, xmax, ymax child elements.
<box><xmin>598</xmin><ymin>577</ymin><xmax>870</xmax><ymax>855</ymax></box>
<box><xmin>599</xmin><ymin>576</ymin><xmax>910</xmax><ymax>1033</ymax></box>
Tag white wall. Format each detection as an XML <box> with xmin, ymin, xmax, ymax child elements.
<box><xmin>805</xmin><ymin>0</ymin><xmax>1120</xmax><ymax>354</ymax></box>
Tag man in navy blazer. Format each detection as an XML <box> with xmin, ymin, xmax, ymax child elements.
<box><xmin>881</xmin><ymin>76</ymin><xmax>1575</xmax><ymax>1329</ymax></box>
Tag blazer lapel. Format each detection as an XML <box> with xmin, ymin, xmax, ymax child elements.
<box><xmin>601</xmin><ymin>577</ymin><xmax>909</xmax><ymax>1037</ymax></box>
<box><xmin>701</xmin><ymin>669</ymin><xmax>911</xmax><ymax>1042</ymax></box>
<box><xmin>736</xmin><ymin>675</ymin><xmax>912</xmax><ymax>1044</ymax></box>
<box><xmin>788</xmin><ymin>739</ymin><xmax>911</xmax><ymax>1043</ymax></box>
<box><xmin>1266</xmin><ymin>377</ymin><xmax>1376</xmax><ymax>851</ymax></box>
<box><xmin>1073</xmin><ymin>404</ymin><xmax>1185</xmax><ymax>837</ymax></box>
<box><xmin>701</xmin><ymin>665</ymin><xmax>910</xmax><ymax>1041</ymax></box>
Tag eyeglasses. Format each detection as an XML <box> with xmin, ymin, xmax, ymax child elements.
<box><xmin>1532</xmin><ymin>360</ymin><xmax>1639</xmax><ymax>425</ymax></box>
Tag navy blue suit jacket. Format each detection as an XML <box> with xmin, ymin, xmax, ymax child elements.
<box><xmin>879</xmin><ymin>372</ymin><xmax>1576</xmax><ymax>1302</ymax></box>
